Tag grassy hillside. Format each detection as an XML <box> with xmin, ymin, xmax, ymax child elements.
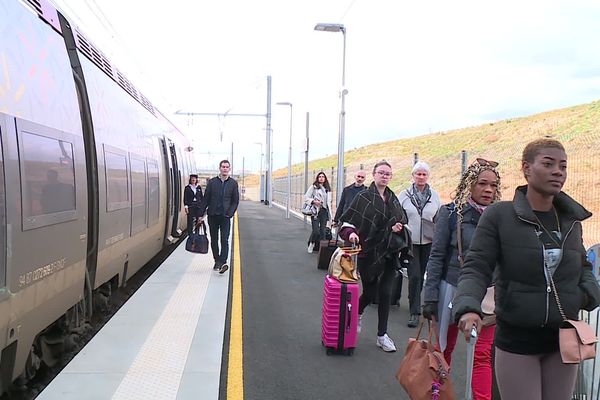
<box><xmin>245</xmin><ymin>100</ymin><xmax>600</xmax><ymax>247</ymax></box>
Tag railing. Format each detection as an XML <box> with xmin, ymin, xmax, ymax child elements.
<box><xmin>573</xmin><ymin>308</ymin><xmax>600</xmax><ymax>399</ymax></box>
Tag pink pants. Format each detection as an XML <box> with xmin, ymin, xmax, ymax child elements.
<box><xmin>444</xmin><ymin>323</ymin><xmax>495</xmax><ymax>400</ymax></box>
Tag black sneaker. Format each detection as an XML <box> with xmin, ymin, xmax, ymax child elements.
<box><xmin>407</xmin><ymin>314</ymin><xmax>419</xmax><ymax>328</ymax></box>
<box><xmin>213</xmin><ymin>261</ymin><xmax>221</xmax><ymax>270</ymax></box>
<box><xmin>219</xmin><ymin>263</ymin><xmax>229</xmax><ymax>274</ymax></box>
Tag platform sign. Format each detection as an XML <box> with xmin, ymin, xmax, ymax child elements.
<box><xmin>587</xmin><ymin>244</ymin><xmax>600</xmax><ymax>283</ymax></box>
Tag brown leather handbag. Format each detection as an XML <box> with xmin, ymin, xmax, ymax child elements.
<box><xmin>328</xmin><ymin>246</ymin><xmax>361</xmax><ymax>283</ymax></box>
<box><xmin>396</xmin><ymin>320</ymin><xmax>455</xmax><ymax>400</ymax></box>
<box><xmin>548</xmin><ymin>273</ymin><xmax>598</xmax><ymax>364</ymax></box>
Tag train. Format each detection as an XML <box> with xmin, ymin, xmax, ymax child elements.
<box><xmin>0</xmin><ymin>0</ymin><xmax>196</xmax><ymax>394</ymax></box>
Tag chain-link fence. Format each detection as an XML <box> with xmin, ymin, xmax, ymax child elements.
<box><xmin>273</xmin><ymin>137</ymin><xmax>600</xmax><ymax>249</ymax></box>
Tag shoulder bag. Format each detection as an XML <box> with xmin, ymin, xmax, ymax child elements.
<box><xmin>396</xmin><ymin>319</ymin><xmax>455</xmax><ymax>400</ymax></box>
<box><xmin>548</xmin><ymin>270</ymin><xmax>598</xmax><ymax>364</ymax></box>
<box><xmin>186</xmin><ymin>220</ymin><xmax>209</xmax><ymax>254</ymax></box>
<box><xmin>328</xmin><ymin>245</ymin><xmax>361</xmax><ymax>283</ymax></box>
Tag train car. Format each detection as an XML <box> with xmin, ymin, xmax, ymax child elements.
<box><xmin>0</xmin><ymin>0</ymin><xmax>194</xmax><ymax>393</ymax></box>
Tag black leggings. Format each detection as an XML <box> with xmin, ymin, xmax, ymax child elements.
<box><xmin>407</xmin><ymin>243</ymin><xmax>431</xmax><ymax>315</ymax></box>
<box><xmin>358</xmin><ymin>256</ymin><xmax>397</xmax><ymax>336</ymax></box>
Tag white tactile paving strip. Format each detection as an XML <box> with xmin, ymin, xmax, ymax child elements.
<box><xmin>110</xmin><ymin>257</ymin><xmax>212</xmax><ymax>400</ymax></box>
<box><xmin>37</xmin><ymin>227</ymin><xmax>231</xmax><ymax>400</ymax></box>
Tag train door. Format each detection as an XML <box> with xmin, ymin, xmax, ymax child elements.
<box><xmin>0</xmin><ymin>123</ymin><xmax>6</xmax><ymax>293</ymax></box>
<box><xmin>169</xmin><ymin>143</ymin><xmax>182</xmax><ymax>238</ymax></box>
<box><xmin>159</xmin><ymin>138</ymin><xmax>175</xmax><ymax>243</ymax></box>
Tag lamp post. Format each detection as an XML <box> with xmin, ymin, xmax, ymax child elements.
<box><xmin>314</xmin><ymin>22</ymin><xmax>347</xmax><ymax>205</ymax></box>
<box><xmin>276</xmin><ymin>102</ymin><xmax>293</xmax><ymax>219</ymax></box>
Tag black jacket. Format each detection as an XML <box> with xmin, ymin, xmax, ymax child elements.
<box><xmin>199</xmin><ymin>176</ymin><xmax>240</xmax><ymax>217</ymax></box>
<box><xmin>453</xmin><ymin>186</ymin><xmax>600</xmax><ymax>351</ymax></box>
<box><xmin>333</xmin><ymin>183</ymin><xmax>366</xmax><ymax>222</ymax></box>
<box><xmin>423</xmin><ymin>203</ymin><xmax>481</xmax><ymax>303</ymax></box>
<box><xmin>184</xmin><ymin>185</ymin><xmax>203</xmax><ymax>208</ymax></box>
<box><xmin>339</xmin><ymin>183</ymin><xmax>411</xmax><ymax>281</ymax></box>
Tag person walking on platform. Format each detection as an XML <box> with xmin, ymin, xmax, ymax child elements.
<box><xmin>400</xmin><ymin>161</ymin><xmax>441</xmax><ymax>327</ymax></box>
<box><xmin>332</xmin><ymin>170</ymin><xmax>366</xmax><ymax>227</ymax></box>
<box><xmin>453</xmin><ymin>139</ymin><xmax>600</xmax><ymax>400</ymax></box>
<box><xmin>184</xmin><ymin>174</ymin><xmax>203</xmax><ymax>235</ymax></box>
<box><xmin>304</xmin><ymin>172</ymin><xmax>333</xmax><ymax>253</ymax></box>
<box><xmin>422</xmin><ymin>158</ymin><xmax>501</xmax><ymax>400</ymax></box>
<box><xmin>199</xmin><ymin>160</ymin><xmax>239</xmax><ymax>274</ymax></box>
<box><xmin>338</xmin><ymin>160</ymin><xmax>412</xmax><ymax>352</ymax></box>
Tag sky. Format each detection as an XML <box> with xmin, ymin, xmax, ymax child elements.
<box><xmin>49</xmin><ymin>0</ymin><xmax>600</xmax><ymax>173</ymax></box>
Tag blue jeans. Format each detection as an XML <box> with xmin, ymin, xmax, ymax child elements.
<box><xmin>208</xmin><ymin>214</ymin><xmax>231</xmax><ymax>263</ymax></box>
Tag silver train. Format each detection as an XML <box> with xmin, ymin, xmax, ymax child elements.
<box><xmin>0</xmin><ymin>0</ymin><xmax>196</xmax><ymax>393</ymax></box>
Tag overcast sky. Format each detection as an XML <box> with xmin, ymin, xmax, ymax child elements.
<box><xmin>50</xmin><ymin>0</ymin><xmax>600</xmax><ymax>172</ymax></box>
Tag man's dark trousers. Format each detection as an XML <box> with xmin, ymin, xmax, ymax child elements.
<box><xmin>208</xmin><ymin>214</ymin><xmax>231</xmax><ymax>264</ymax></box>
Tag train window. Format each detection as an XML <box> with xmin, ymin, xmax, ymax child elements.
<box><xmin>0</xmin><ymin>133</ymin><xmax>5</xmax><ymax>288</ymax></box>
<box><xmin>147</xmin><ymin>160</ymin><xmax>159</xmax><ymax>226</ymax></box>
<box><xmin>21</xmin><ymin>131</ymin><xmax>76</xmax><ymax>217</ymax></box>
<box><xmin>130</xmin><ymin>156</ymin><xmax>147</xmax><ymax>233</ymax></box>
<box><xmin>104</xmin><ymin>147</ymin><xmax>129</xmax><ymax>212</ymax></box>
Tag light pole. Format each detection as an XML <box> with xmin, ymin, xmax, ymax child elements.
<box><xmin>276</xmin><ymin>102</ymin><xmax>293</xmax><ymax>219</ymax></box>
<box><xmin>253</xmin><ymin>142</ymin><xmax>264</xmax><ymax>202</ymax></box>
<box><xmin>314</xmin><ymin>22</ymin><xmax>347</xmax><ymax>205</ymax></box>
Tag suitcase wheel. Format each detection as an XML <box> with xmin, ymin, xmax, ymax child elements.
<box><xmin>346</xmin><ymin>348</ymin><xmax>354</xmax><ymax>356</ymax></box>
<box><xmin>326</xmin><ymin>348</ymin><xmax>333</xmax><ymax>356</ymax></box>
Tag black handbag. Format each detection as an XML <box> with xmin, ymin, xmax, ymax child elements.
<box><xmin>186</xmin><ymin>220</ymin><xmax>209</xmax><ymax>254</ymax></box>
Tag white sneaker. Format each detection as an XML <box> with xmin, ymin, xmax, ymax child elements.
<box><xmin>307</xmin><ymin>243</ymin><xmax>314</xmax><ymax>253</ymax></box>
<box><xmin>376</xmin><ymin>334</ymin><xmax>397</xmax><ymax>352</ymax></box>
<box><xmin>357</xmin><ymin>314</ymin><xmax>363</xmax><ymax>334</ymax></box>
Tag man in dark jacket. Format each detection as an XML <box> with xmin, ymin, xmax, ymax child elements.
<box><xmin>199</xmin><ymin>160</ymin><xmax>240</xmax><ymax>274</ymax></box>
<box><xmin>332</xmin><ymin>170</ymin><xmax>366</xmax><ymax>226</ymax></box>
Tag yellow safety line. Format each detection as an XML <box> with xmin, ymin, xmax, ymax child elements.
<box><xmin>227</xmin><ymin>213</ymin><xmax>244</xmax><ymax>400</ymax></box>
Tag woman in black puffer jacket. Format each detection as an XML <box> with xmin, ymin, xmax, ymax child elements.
<box><xmin>453</xmin><ymin>139</ymin><xmax>600</xmax><ymax>400</ymax></box>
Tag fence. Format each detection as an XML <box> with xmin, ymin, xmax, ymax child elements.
<box><xmin>273</xmin><ymin>138</ymin><xmax>600</xmax><ymax>249</ymax></box>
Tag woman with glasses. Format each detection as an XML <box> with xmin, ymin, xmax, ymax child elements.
<box><xmin>422</xmin><ymin>158</ymin><xmax>501</xmax><ymax>400</ymax></box>
<box><xmin>304</xmin><ymin>172</ymin><xmax>333</xmax><ymax>253</ymax></box>
<box><xmin>338</xmin><ymin>161</ymin><xmax>412</xmax><ymax>352</ymax></box>
<box><xmin>453</xmin><ymin>139</ymin><xmax>600</xmax><ymax>400</ymax></box>
<box><xmin>399</xmin><ymin>161</ymin><xmax>441</xmax><ymax>328</ymax></box>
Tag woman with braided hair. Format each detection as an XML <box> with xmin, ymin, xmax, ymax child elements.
<box><xmin>422</xmin><ymin>158</ymin><xmax>501</xmax><ymax>400</ymax></box>
<box><xmin>453</xmin><ymin>139</ymin><xmax>600</xmax><ymax>400</ymax></box>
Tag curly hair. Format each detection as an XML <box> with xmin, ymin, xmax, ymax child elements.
<box><xmin>451</xmin><ymin>159</ymin><xmax>502</xmax><ymax>221</ymax></box>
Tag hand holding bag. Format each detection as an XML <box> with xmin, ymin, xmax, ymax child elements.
<box><xmin>548</xmin><ymin>271</ymin><xmax>598</xmax><ymax>364</ymax></box>
<box><xmin>396</xmin><ymin>319</ymin><xmax>455</xmax><ymax>400</ymax></box>
<box><xmin>302</xmin><ymin>202</ymin><xmax>317</xmax><ymax>216</ymax></box>
<box><xmin>186</xmin><ymin>220</ymin><xmax>209</xmax><ymax>254</ymax></box>
<box><xmin>328</xmin><ymin>246</ymin><xmax>361</xmax><ymax>283</ymax></box>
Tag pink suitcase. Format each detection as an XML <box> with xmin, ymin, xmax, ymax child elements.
<box><xmin>322</xmin><ymin>275</ymin><xmax>359</xmax><ymax>355</ymax></box>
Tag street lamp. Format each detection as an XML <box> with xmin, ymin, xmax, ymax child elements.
<box><xmin>276</xmin><ymin>102</ymin><xmax>293</xmax><ymax>219</ymax></box>
<box><xmin>314</xmin><ymin>22</ymin><xmax>347</xmax><ymax>205</ymax></box>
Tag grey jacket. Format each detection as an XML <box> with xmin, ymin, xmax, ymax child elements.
<box><xmin>423</xmin><ymin>203</ymin><xmax>481</xmax><ymax>303</ymax></box>
<box><xmin>399</xmin><ymin>185</ymin><xmax>441</xmax><ymax>245</ymax></box>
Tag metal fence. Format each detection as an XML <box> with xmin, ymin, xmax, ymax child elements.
<box><xmin>273</xmin><ymin>139</ymin><xmax>600</xmax><ymax>249</ymax></box>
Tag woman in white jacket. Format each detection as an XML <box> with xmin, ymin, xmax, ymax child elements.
<box><xmin>304</xmin><ymin>172</ymin><xmax>333</xmax><ymax>253</ymax></box>
<box><xmin>399</xmin><ymin>161</ymin><xmax>441</xmax><ymax>327</ymax></box>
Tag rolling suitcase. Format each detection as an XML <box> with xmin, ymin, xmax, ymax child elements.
<box><xmin>317</xmin><ymin>240</ymin><xmax>339</xmax><ymax>270</ymax></box>
<box><xmin>321</xmin><ymin>275</ymin><xmax>359</xmax><ymax>355</ymax></box>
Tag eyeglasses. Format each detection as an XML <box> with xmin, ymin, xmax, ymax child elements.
<box><xmin>476</xmin><ymin>158</ymin><xmax>499</xmax><ymax>168</ymax></box>
<box><xmin>375</xmin><ymin>171</ymin><xmax>392</xmax><ymax>177</ymax></box>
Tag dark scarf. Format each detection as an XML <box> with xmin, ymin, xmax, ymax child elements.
<box><xmin>409</xmin><ymin>183</ymin><xmax>432</xmax><ymax>213</ymax></box>
<box><xmin>340</xmin><ymin>183</ymin><xmax>412</xmax><ymax>278</ymax></box>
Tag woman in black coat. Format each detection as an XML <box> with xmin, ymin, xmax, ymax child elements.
<box><xmin>453</xmin><ymin>139</ymin><xmax>600</xmax><ymax>400</ymax></box>
<box><xmin>339</xmin><ymin>160</ymin><xmax>412</xmax><ymax>353</ymax></box>
<box><xmin>184</xmin><ymin>174</ymin><xmax>203</xmax><ymax>234</ymax></box>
